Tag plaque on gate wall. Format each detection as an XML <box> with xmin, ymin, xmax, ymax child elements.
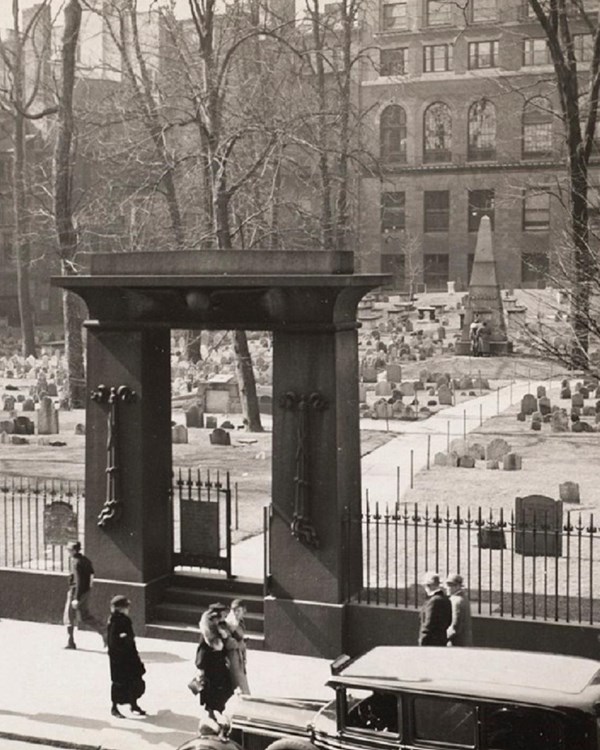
<box><xmin>44</xmin><ymin>501</ymin><xmax>78</xmax><ymax>546</ymax></box>
<box><xmin>515</xmin><ymin>495</ymin><xmax>563</xmax><ymax>557</ymax></box>
<box><xmin>181</xmin><ymin>500</ymin><xmax>220</xmax><ymax>559</ymax></box>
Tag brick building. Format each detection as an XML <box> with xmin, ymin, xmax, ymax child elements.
<box><xmin>356</xmin><ymin>0</ymin><xmax>598</xmax><ymax>290</ymax></box>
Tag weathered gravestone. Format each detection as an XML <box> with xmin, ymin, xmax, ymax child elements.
<box><xmin>37</xmin><ymin>397</ymin><xmax>59</xmax><ymax>435</ymax></box>
<box><xmin>386</xmin><ymin>363</ymin><xmax>402</xmax><ymax>383</ymax></box>
<box><xmin>559</xmin><ymin>481</ymin><xmax>580</xmax><ymax>504</ymax></box>
<box><xmin>44</xmin><ymin>501</ymin><xmax>78</xmax><ymax>545</ymax></box>
<box><xmin>14</xmin><ymin>416</ymin><xmax>35</xmax><ymax>435</ymax></box>
<box><xmin>185</xmin><ymin>405</ymin><xmax>204</xmax><ymax>428</ymax></box>
<box><xmin>375</xmin><ymin>381</ymin><xmax>392</xmax><ymax>397</ymax></box>
<box><xmin>362</xmin><ymin>366</ymin><xmax>377</xmax><ymax>383</ymax></box>
<box><xmin>205</xmin><ymin>416</ymin><xmax>217</xmax><ymax>429</ymax></box>
<box><xmin>503</xmin><ymin>453</ymin><xmax>522</xmax><ymax>470</ymax></box>
<box><xmin>399</xmin><ymin>382</ymin><xmax>415</xmax><ymax>397</ymax></box>
<box><xmin>551</xmin><ymin>410</ymin><xmax>569</xmax><ymax>432</ymax></box>
<box><xmin>22</xmin><ymin>398</ymin><xmax>35</xmax><ymax>412</ymax></box>
<box><xmin>438</xmin><ymin>384</ymin><xmax>453</xmax><ymax>405</ymax></box>
<box><xmin>46</xmin><ymin>382</ymin><xmax>58</xmax><ymax>397</ymax></box>
<box><xmin>520</xmin><ymin>394</ymin><xmax>537</xmax><ymax>415</ymax></box>
<box><xmin>172</xmin><ymin>424</ymin><xmax>189</xmax><ymax>444</ymax></box>
<box><xmin>433</xmin><ymin>452</ymin><xmax>447</xmax><ymax>466</ymax></box>
<box><xmin>572</xmin><ymin>393</ymin><xmax>584</xmax><ymax>409</ymax></box>
<box><xmin>536</xmin><ymin>385</ymin><xmax>547</xmax><ymax>399</ymax></box>
<box><xmin>485</xmin><ymin>438</ymin><xmax>511</xmax><ymax>461</ymax></box>
<box><xmin>74</xmin><ymin>423</ymin><xmax>86</xmax><ymax>436</ymax></box>
<box><xmin>0</xmin><ymin>419</ymin><xmax>13</xmax><ymax>434</ymax></box>
<box><xmin>538</xmin><ymin>397</ymin><xmax>551</xmax><ymax>416</ymax></box>
<box><xmin>210</xmin><ymin>428</ymin><xmax>231</xmax><ymax>446</ymax></box>
<box><xmin>515</xmin><ymin>495</ymin><xmax>562</xmax><ymax>556</ymax></box>
<box><xmin>3</xmin><ymin>395</ymin><xmax>16</xmax><ymax>412</ymax></box>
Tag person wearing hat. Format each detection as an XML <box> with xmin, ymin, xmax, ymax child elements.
<box><xmin>107</xmin><ymin>595</ymin><xmax>147</xmax><ymax>718</ymax></box>
<box><xmin>445</xmin><ymin>573</ymin><xmax>473</xmax><ymax>647</ymax></box>
<box><xmin>176</xmin><ymin>711</ymin><xmax>241</xmax><ymax>750</ymax></box>
<box><xmin>194</xmin><ymin>603</ymin><xmax>234</xmax><ymax>728</ymax></box>
<box><xmin>225</xmin><ymin>599</ymin><xmax>250</xmax><ymax>694</ymax></box>
<box><xmin>418</xmin><ymin>571</ymin><xmax>452</xmax><ymax>646</ymax></box>
<box><xmin>63</xmin><ymin>541</ymin><xmax>106</xmax><ymax>650</ymax></box>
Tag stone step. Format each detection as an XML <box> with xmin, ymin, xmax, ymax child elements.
<box><xmin>153</xmin><ymin>601</ymin><xmax>265</xmax><ymax>632</ymax></box>
<box><xmin>164</xmin><ymin>586</ymin><xmax>264</xmax><ymax>613</ymax></box>
<box><xmin>171</xmin><ymin>572</ymin><xmax>264</xmax><ymax>597</ymax></box>
<box><xmin>145</xmin><ymin>621</ymin><xmax>265</xmax><ymax>650</ymax></box>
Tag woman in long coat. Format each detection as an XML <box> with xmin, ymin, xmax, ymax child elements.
<box><xmin>225</xmin><ymin>599</ymin><xmax>250</xmax><ymax>694</ymax></box>
<box><xmin>195</xmin><ymin>604</ymin><xmax>234</xmax><ymax>720</ymax></box>
<box><xmin>107</xmin><ymin>595</ymin><xmax>146</xmax><ymax>718</ymax></box>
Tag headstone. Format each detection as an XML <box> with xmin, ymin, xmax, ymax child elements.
<box><xmin>22</xmin><ymin>398</ymin><xmax>35</xmax><ymax>412</ymax></box>
<box><xmin>172</xmin><ymin>424</ymin><xmax>189</xmax><ymax>444</ymax></box>
<box><xmin>375</xmin><ymin>381</ymin><xmax>392</xmax><ymax>397</ymax></box>
<box><xmin>358</xmin><ymin>385</ymin><xmax>367</xmax><ymax>404</ymax></box>
<box><xmin>205</xmin><ymin>416</ymin><xmax>217</xmax><ymax>429</ymax></box>
<box><xmin>447</xmin><ymin>452</ymin><xmax>460</xmax><ymax>467</ymax></box>
<box><xmin>572</xmin><ymin>393</ymin><xmax>584</xmax><ymax>409</ymax></box>
<box><xmin>503</xmin><ymin>453</ymin><xmax>522</xmax><ymax>471</ymax></box>
<box><xmin>579</xmin><ymin>386</ymin><xmax>590</xmax><ymax>400</ymax></box>
<box><xmin>46</xmin><ymin>383</ymin><xmax>58</xmax><ymax>397</ymax></box>
<box><xmin>16</xmin><ymin>395</ymin><xmax>24</xmax><ymax>403</ymax></box>
<box><xmin>560</xmin><ymin>387</ymin><xmax>571</xmax><ymax>400</ymax></box>
<box><xmin>3</xmin><ymin>396</ymin><xmax>16</xmax><ymax>412</ymax></box>
<box><xmin>531</xmin><ymin>420</ymin><xmax>542</xmax><ymax>431</ymax></box>
<box><xmin>362</xmin><ymin>367</ymin><xmax>377</xmax><ymax>383</ymax></box>
<box><xmin>399</xmin><ymin>381</ymin><xmax>415</xmax><ymax>397</ymax></box>
<box><xmin>520</xmin><ymin>394</ymin><xmax>537</xmax><ymax>415</ymax></box>
<box><xmin>458</xmin><ymin>376</ymin><xmax>473</xmax><ymax>390</ymax></box>
<box><xmin>220</xmin><ymin>420</ymin><xmax>234</xmax><ymax>430</ymax></box>
<box><xmin>74</xmin><ymin>423</ymin><xmax>86</xmax><ymax>436</ymax></box>
<box><xmin>467</xmin><ymin>443</ymin><xmax>486</xmax><ymax>460</ymax></box>
<box><xmin>0</xmin><ymin>419</ymin><xmax>14</xmax><ymax>434</ymax></box>
<box><xmin>486</xmin><ymin>460</ymin><xmax>499</xmax><ymax>470</ymax></box>
<box><xmin>11</xmin><ymin>435</ymin><xmax>29</xmax><ymax>445</ymax></box>
<box><xmin>433</xmin><ymin>452</ymin><xmax>447</xmax><ymax>467</ymax></box>
<box><xmin>583</xmin><ymin>405</ymin><xmax>596</xmax><ymax>416</ymax></box>
<box><xmin>438</xmin><ymin>385</ymin><xmax>453</xmax><ymax>406</ymax></box>
<box><xmin>573</xmin><ymin>420</ymin><xmax>594</xmax><ymax>432</ymax></box>
<box><xmin>37</xmin><ymin>397</ymin><xmax>59</xmax><ymax>435</ymax></box>
<box><xmin>449</xmin><ymin>439</ymin><xmax>469</xmax><ymax>457</ymax></box>
<box><xmin>185</xmin><ymin>405</ymin><xmax>204</xmax><ymax>428</ymax></box>
<box><xmin>551</xmin><ymin>411</ymin><xmax>569</xmax><ymax>432</ymax></box>
<box><xmin>485</xmin><ymin>438</ymin><xmax>511</xmax><ymax>461</ymax></box>
<box><xmin>538</xmin><ymin>397</ymin><xmax>551</xmax><ymax>416</ymax></box>
<box><xmin>516</xmin><ymin>412</ymin><xmax>526</xmax><ymax>422</ymax></box>
<box><xmin>386</xmin><ymin>364</ymin><xmax>402</xmax><ymax>382</ymax></box>
<box><xmin>209</xmin><ymin>428</ymin><xmax>231</xmax><ymax>446</ymax></box>
<box><xmin>536</xmin><ymin>385</ymin><xmax>547</xmax><ymax>399</ymax></box>
<box><xmin>515</xmin><ymin>495</ymin><xmax>562</xmax><ymax>556</ymax></box>
<box><xmin>559</xmin><ymin>482</ymin><xmax>580</xmax><ymax>504</ymax></box>
<box><xmin>459</xmin><ymin>455</ymin><xmax>475</xmax><ymax>468</ymax></box>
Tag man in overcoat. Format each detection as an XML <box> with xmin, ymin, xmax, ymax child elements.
<box><xmin>445</xmin><ymin>573</ymin><xmax>474</xmax><ymax>646</ymax></box>
<box><xmin>418</xmin><ymin>571</ymin><xmax>452</xmax><ymax>646</ymax></box>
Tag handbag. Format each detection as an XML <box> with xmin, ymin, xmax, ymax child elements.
<box><xmin>188</xmin><ymin>674</ymin><xmax>204</xmax><ymax>696</ymax></box>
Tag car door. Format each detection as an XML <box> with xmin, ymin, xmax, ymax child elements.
<box><xmin>401</xmin><ymin>693</ymin><xmax>478</xmax><ymax>750</ymax></box>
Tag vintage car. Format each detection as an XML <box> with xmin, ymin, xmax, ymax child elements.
<box><xmin>229</xmin><ymin>646</ymin><xmax>600</xmax><ymax>750</ymax></box>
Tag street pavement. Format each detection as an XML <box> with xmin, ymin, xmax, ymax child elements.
<box><xmin>0</xmin><ymin>619</ymin><xmax>331</xmax><ymax>750</ymax></box>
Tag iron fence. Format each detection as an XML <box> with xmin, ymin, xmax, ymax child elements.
<box><xmin>0</xmin><ymin>476</ymin><xmax>84</xmax><ymax>572</ymax></box>
<box><xmin>349</xmin><ymin>502</ymin><xmax>600</xmax><ymax>625</ymax></box>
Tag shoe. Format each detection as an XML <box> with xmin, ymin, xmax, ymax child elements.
<box><xmin>64</xmin><ymin>642</ymin><xmax>77</xmax><ymax>650</ymax></box>
<box><xmin>130</xmin><ymin>705</ymin><xmax>147</xmax><ymax>716</ymax></box>
<box><xmin>111</xmin><ymin>707</ymin><xmax>125</xmax><ymax>719</ymax></box>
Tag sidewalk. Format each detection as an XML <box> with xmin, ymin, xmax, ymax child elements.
<box><xmin>361</xmin><ymin>379</ymin><xmax>542</xmax><ymax>503</ymax></box>
<box><xmin>0</xmin><ymin>619</ymin><xmax>331</xmax><ymax>750</ymax></box>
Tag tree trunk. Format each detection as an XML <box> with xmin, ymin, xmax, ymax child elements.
<box><xmin>569</xmin><ymin>154</ymin><xmax>592</xmax><ymax>368</ymax></box>
<box><xmin>233</xmin><ymin>329</ymin><xmax>263</xmax><ymax>431</ymax></box>
<box><xmin>61</xmin><ymin>281</ymin><xmax>86</xmax><ymax>407</ymax></box>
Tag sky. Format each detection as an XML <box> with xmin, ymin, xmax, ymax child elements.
<box><xmin>5</xmin><ymin>1</ymin><xmax>194</xmax><ymax>23</ymax></box>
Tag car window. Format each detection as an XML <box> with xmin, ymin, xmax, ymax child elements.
<box><xmin>413</xmin><ymin>696</ymin><xmax>476</xmax><ymax>747</ymax></box>
<box><xmin>345</xmin><ymin>690</ymin><xmax>400</xmax><ymax>735</ymax></box>
<box><xmin>483</xmin><ymin>704</ymin><xmax>569</xmax><ymax>750</ymax></box>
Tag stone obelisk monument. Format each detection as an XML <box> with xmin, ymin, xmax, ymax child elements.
<box><xmin>456</xmin><ymin>215</ymin><xmax>511</xmax><ymax>355</ymax></box>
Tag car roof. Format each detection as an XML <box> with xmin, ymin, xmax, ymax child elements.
<box><xmin>328</xmin><ymin>647</ymin><xmax>600</xmax><ymax>710</ymax></box>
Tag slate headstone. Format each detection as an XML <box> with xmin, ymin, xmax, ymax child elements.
<box><xmin>485</xmin><ymin>438</ymin><xmax>511</xmax><ymax>461</ymax></box>
<box><xmin>559</xmin><ymin>481</ymin><xmax>580</xmax><ymax>504</ymax></box>
<box><xmin>209</xmin><ymin>428</ymin><xmax>231</xmax><ymax>446</ymax></box>
<box><xmin>172</xmin><ymin>424</ymin><xmax>189</xmax><ymax>444</ymax></box>
<box><xmin>37</xmin><ymin>397</ymin><xmax>59</xmax><ymax>435</ymax></box>
<box><xmin>515</xmin><ymin>495</ymin><xmax>562</xmax><ymax>556</ymax></box>
<box><xmin>185</xmin><ymin>405</ymin><xmax>204</xmax><ymax>428</ymax></box>
<box><xmin>503</xmin><ymin>453</ymin><xmax>522</xmax><ymax>471</ymax></box>
<box><xmin>520</xmin><ymin>394</ymin><xmax>537</xmax><ymax>416</ymax></box>
<box><xmin>572</xmin><ymin>393</ymin><xmax>584</xmax><ymax>409</ymax></box>
<box><xmin>22</xmin><ymin>398</ymin><xmax>35</xmax><ymax>412</ymax></box>
<box><xmin>536</xmin><ymin>385</ymin><xmax>547</xmax><ymax>399</ymax></box>
<box><xmin>438</xmin><ymin>385</ymin><xmax>453</xmax><ymax>406</ymax></box>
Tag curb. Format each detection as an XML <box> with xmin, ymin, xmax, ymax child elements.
<box><xmin>0</xmin><ymin>730</ymin><xmax>116</xmax><ymax>750</ymax></box>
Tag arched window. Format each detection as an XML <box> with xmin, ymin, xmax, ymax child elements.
<box><xmin>380</xmin><ymin>105</ymin><xmax>407</xmax><ymax>163</ymax></box>
<box><xmin>522</xmin><ymin>97</ymin><xmax>553</xmax><ymax>157</ymax></box>
<box><xmin>468</xmin><ymin>99</ymin><xmax>496</xmax><ymax>161</ymax></box>
<box><xmin>423</xmin><ymin>102</ymin><xmax>452</xmax><ymax>163</ymax></box>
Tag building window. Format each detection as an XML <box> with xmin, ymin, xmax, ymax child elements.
<box><xmin>423</xmin><ymin>44</ymin><xmax>453</xmax><ymax>72</ymax></box>
<box><xmin>468</xmin><ymin>40</ymin><xmax>499</xmax><ymax>69</ymax></box>
<box><xmin>424</xmin><ymin>254</ymin><xmax>449</xmax><ymax>289</ymax></box>
<box><xmin>381</xmin><ymin>0</ymin><xmax>407</xmax><ymax>30</ymax></box>
<box><xmin>426</xmin><ymin>0</ymin><xmax>452</xmax><ymax>26</ymax></box>
<box><xmin>523</xmin><ymin>188</ymin><xmax>550</xmax><ymax>231</ymax></box>
<box><xmin>574</xmin><ymin>34</ymin><xmax>593</xmax><ymax>64</ymax></box>
<box><xmin>521</xmin><ymin>252</ymin><xmax>549</xmax><ymax>286</ymax></box>
<box><xmin>468</xmin><ymin>99</ymin><xmax>496</xmax><ymax>160</ymax></box>
<box><xmin>468</xmin><ymin>189</ymin><xmax>495</xmax><ymax>232</ymax></box>
<box><xmin>522</xmin><ymin>97</ymin><xmax>553</xmax><ymax>157</ymax></box>
<box><xmin>380</xmin><ymin>105</ymin><xmax>407</xmax><ymax>163</ymax></box>
<box><xmin>471</xmin><ymin>0</ymin><xmax>497</xmax><ymax>22</ymax></box>
<box><xmin>380</xmin><ymin>48</ymin><xmax>408</xmax><ymax>76</ymax></box>
<box><xmin>423</xmin><ymin>102</ymin><xmax>452</xmax><ymax>163</ymax></box>
<box><xmin>523</xmin><ymin>38</ymin><xmax>551</xmax><ymax>66</ymax></box>
<box><xmin>424</xmin><ymin>190</ymin><xmax>449</xmax><ymax>232</ymax></box>
<box><xmin>381</xmin><ymin>191</ymin><xmax>406</xmax><ymax>231</ymax></box>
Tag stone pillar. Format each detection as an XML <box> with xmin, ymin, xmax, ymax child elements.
<box><xmin>84</xmin><ymin>327</ymin><xmax>172</xmax><ymax>629</ymax></box>
<box><xmin>265</xmin><ymin>322</ymin><xmax>362</xmax><ymax>657</ymax></box>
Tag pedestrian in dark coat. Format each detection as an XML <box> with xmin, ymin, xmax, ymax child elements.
<box><xmin>445</xmin><ymin>573</ymin><xmax>474</xmax><ymax>646</ymax></box>
<box><xmin>194</xmin><ymin>603</ymin><xmax>234</xmax><ymax>724</ymax></box>
<box><xmin>63</xmin><ymin>540</ymin><xmax>106</xmax><ymax>649</ymax></box>
<box><xmin>107</xmin><ymin>595</ymin><xmax>146</xmax><ymax>718</ymax></box>
<box><xmin>418</xmin><ymin>571</ymin><xmax>452</xmax><ymax>646</ymax></box>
